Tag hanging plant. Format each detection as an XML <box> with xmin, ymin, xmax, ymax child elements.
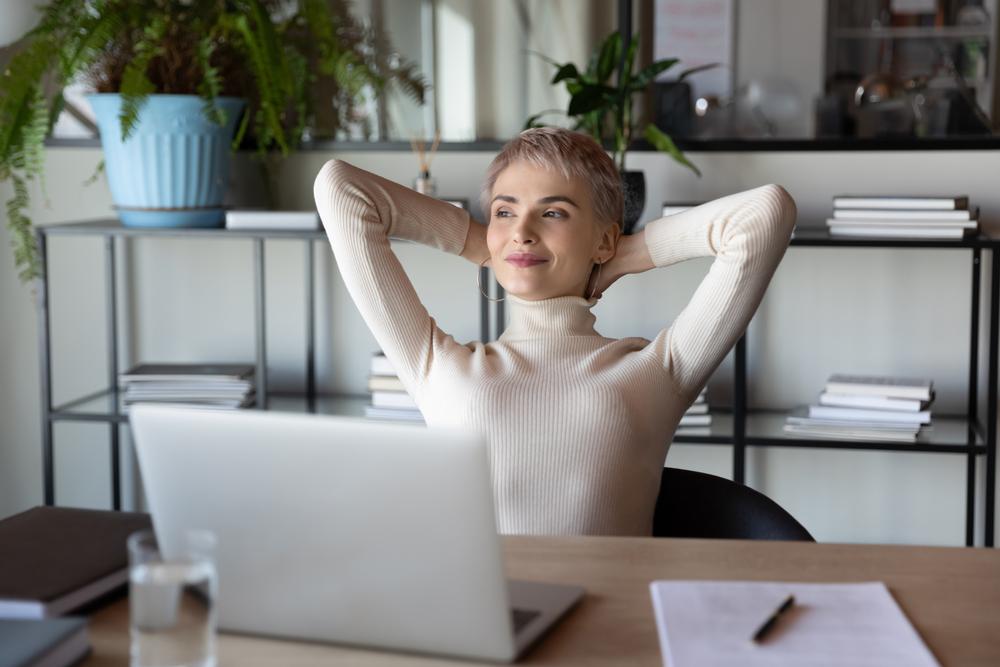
<box><xmin>0</xmin><ymin>0</ymin><xmax>425</xmax><ymax>283</ymax></box>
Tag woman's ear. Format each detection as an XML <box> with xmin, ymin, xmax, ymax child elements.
<box><xmin>596</xmin><ymin>222</ymin><xmax>621</xmax><ymax>263</ymax></box>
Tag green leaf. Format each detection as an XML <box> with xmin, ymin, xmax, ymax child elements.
<box><xmin>675</xmin><ymin>62</ymin><xmax>720</xmax><ymax>82</ymax></box>
<box><xmin>568</xmin><ymin>83</ymin><xmax>616</xmax><ymax>116</ymax></box>
<box><xmin>83</xmin><ymin>160</ymin><xmax>105</xmax><ymax>187</ymax></box>
<box><xmin>595</xmin><ymin>31</ymin><xmax>622</xmax><ymax>84</ymax></box>
<box><xmin>632</xmin><ymin>58</ymin><xmax>679</xmax><ymax>90</ymax></box>
<box><xmin>526</xmin><ymin>49</ymin><xmax>561</xmax><ymax>68</ymax></box>
<box><xmin>551</xmin><ymin>63</ymin><xmax>579</xmax><ymax>84</ymax></box>
<box><xmin>231</xmin><ymin>105</ymin><xmax>251</xmax><ymax>152</ymax></box>
<box><xmin>619</xmin><ymin>32</ymin><xmax>640</xmax><ymax>91</ymax></box>
<box><xmin>644</xmin><ymin>124</ymin><xmax>700</xmax><ymax>177</ymax></box>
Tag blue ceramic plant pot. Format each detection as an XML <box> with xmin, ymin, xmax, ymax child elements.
<box><xmin>87</xmin><ymin>94</ymin><xmax>245</xmax><ymax>228</ymax></box>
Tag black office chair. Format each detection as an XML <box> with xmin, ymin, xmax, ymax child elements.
<box><xmin>653</xmin><ymin>467</ymin><xmax>815</xmax><ymax>541</ymax></box>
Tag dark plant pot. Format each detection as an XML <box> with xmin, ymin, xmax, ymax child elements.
<box><xmin>620</xmin><ymin>170</ymin><xmax>646</xmax><ymax>235</ymax></box>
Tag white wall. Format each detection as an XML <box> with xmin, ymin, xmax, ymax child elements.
<box><xmin>1</xmin><ymin>146</ymin><xmax>998</xmax><ymax>547</ymax></box>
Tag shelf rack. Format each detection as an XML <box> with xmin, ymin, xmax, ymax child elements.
<box><xmin>36</xmin><ymin>222</ymin><xmax>998</xmax><ymax>546</ymax></box>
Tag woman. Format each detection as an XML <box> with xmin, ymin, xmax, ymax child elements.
<box><xmin>314</xmin><ymin>127</ymin><xmax>796</xmax><ymax>536</ymax></box>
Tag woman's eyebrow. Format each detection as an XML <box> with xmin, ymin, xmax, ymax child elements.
<box><xmin>491</xmin><ymin>194</ymin><xmax>578</xmax><ymax>207</ymax></box>
<box><xmin>538</xmin><ymin>195</ymin><xmax>578</xmax><ymax>207</ymax></box>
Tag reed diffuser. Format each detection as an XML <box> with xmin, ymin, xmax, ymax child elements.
<box><xmin>409</xmin><ymin>130</ymin><xmax>442</xmax><ymax>196</ymax></box>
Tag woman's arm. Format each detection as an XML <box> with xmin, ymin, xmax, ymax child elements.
<box><xmin>313</xmin><ymin>159</ymin><xmax>474</xmax><ymax>394</ymax></box>
<box><xmin>633</xmin><ymin>185</ymin><xmax>797</xmax><ymax>400</ymax></box>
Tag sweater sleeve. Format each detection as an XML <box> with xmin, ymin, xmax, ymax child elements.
<box><xmin>643</xmin><ymin>184</ymin><xmax>796</xmax><ymax>400</ymax></box>
<box><xmin>313</xmin><ymin>159</ymin><xmax>473</xmax><ymax>393</ymax></box>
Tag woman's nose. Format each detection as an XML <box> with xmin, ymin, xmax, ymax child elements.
<box><xmin>512</xmin><ymin>215</ymin><xmax>538</xmax><ymax>244</ymax></box>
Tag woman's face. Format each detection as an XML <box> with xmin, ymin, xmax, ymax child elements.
<box><xmin>487</xmin><ymin>162</ymin><xmax>617</xmax><ymax>301</ymax></box>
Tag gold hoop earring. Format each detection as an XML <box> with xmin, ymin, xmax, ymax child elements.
<box><xmin>478</xmin><ymin>257</ymin><xmax>505</xmax><ymax>302</ymax></box>
<box><xmin>586</xmin><ymin>260</ymin><xmax>602</xmax><ymax>300</ymax></box>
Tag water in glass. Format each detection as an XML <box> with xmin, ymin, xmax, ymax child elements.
<box><xmin>128</xmin><ymin>530</ymin><xmax>217</xmax><ymax>667</ymax></box>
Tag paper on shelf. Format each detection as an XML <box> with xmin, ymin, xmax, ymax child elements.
<box><xmin>649</xmin><ymin>580</ymin><xmax>939</xmax><ymax>667</ymax></box>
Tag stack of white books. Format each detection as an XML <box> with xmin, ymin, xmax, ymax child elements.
<box><xmin>363</xmin><ymin>353</ymin><xmax>424</xmax><ymax>423</ymax></box>
<box><xmin>785</xmin><ymin>375</ymin><xmax>933</xmax><ymax>443</ymax></box>
<box><xmin>679</xmin><ymin>388</ymin><xmax>710</xmax><ymax>427</ymax></box>
<box><xmin>826</xmin><ymin>196</ymin><xmax>978</xmax><ymax>240</ymax></box>
<box><xmin>119</xmin><ymin>364</ymin><xmax>256</xmax><ymax>410</ymax></box>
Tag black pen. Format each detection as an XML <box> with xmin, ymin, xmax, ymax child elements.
<box><xmin>750</xmin><ymin>594</ymin><xmax>795</xmax><ymax>644</ymax></box>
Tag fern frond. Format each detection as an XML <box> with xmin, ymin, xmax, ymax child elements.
<box><xmin>196</xmin><ymin>33</ymin><xmax>227</xmax><ymax>126</ymax></box>
<box><xmin>24</xmin><ymin>85</ymin><xmax>50</xmax><ymax>201</ymax></box>
<box><xmin>59</xmin><ymin>10</ymin><xmax>124</xmax><ymax>80</ymax></box>
<box><xmin>388</xmin><ymin>61</ymin><xmax>427</xmax><ymax>104</ymax></box>
<box><xmin>118</xmin><ymin>17</ymin><xmax>166</xmax><ymax>140</ymax></box>
<box><xmin>5</xmin><ymin>174</ymin><xmax>41</xmax><ymax>283</ymax></box>
<box><xmin>119</xmin><ymin>65</ymin><xmax>155</xmax><ymax>140</ymax></box>
<box><xmin>226</xmin><ymin>13</ymin><xmax>288</xmax><ymax>154</ymax></box>
<box><xmin>27</xmin><ymin>0</ymin><xmax>89</xmax><ymax>39</ymax></box>
<box><xmin>0</xmin><ymin>37</ymin><xmax>59</xmax><ymax>160</ymax></box>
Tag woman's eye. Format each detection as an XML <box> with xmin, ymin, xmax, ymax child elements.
<box><xmin>495</xmin><ymin>210</ymin><xmax>513</xmax><ymax>218</ymax></box>
<box><xmin>543</xmin><ymin>210</ymin><xmax>565</xmax><ymax>218</ymax></box>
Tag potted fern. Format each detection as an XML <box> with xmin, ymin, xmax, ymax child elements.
<box><xmin>528</xmin><ymin>30</ymin><xmax>712</xmax><ymax>234</ymax></box>
<box><xmin>0</xmin><ymin>0</ymin><xmax>423</xmax><ymax>282</ymax></box>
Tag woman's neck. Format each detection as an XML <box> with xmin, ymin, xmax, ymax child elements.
<box><xmin>498</xmin><ymin>294</ymin><xmax>600</xmax><ymax>342</ymax></box>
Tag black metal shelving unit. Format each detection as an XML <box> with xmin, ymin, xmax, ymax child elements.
<box><xmin>36</xmin><ymin>222</ymin><xmax>998</xmax><ymax>546</ymax></box>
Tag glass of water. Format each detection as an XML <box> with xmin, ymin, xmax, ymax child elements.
<box><xmin>128</xmin><ymin>529</ymin><xmax>218</xmax><ymax>667</ymax></box>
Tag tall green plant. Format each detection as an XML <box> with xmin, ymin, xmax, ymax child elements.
<box><xmin>527</xmin><ymin>30</ymin><xmax>713</xmax><ymax>175</ymax></box>
<box><xmin>0</xmin><ymin>0</ymin><xmax>425</xmax><ymax>283</ymax></box>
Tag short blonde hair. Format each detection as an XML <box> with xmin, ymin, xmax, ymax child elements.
<box><xmin>480</xmin><ymin>127</ymin><xmax>623</xmax><ymax>230</ymax></box>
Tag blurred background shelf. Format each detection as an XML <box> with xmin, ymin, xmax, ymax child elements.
<box><xmin>35</xmin><ymin>221</ymin><xmax>1000</xmax><ymax>546</ymax></box>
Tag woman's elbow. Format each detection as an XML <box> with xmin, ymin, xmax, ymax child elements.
<box><xmin>315</xmin><ymin>159</ymin><xmax>354</xmax><ymax>201</ymax></box>
<box><xmin>314</xmin><ymin>159</ymin><xmax>367</xmax><ymax>227</ymax></box>
<box><xmin>757</xmin><ymin>183</ymin><xmax>797</xmax><ymax>236</ymax></box>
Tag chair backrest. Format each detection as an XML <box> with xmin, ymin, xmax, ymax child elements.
<box><xmin>653</xmin><ymin>467</ymin><xmax>814</xmax><ymax>541</ymax></box>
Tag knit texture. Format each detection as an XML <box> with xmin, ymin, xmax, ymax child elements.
<box><xmin>314</xmin><ymin>159</ymin><xmax>796</xmax><ymax>536</ymax></box>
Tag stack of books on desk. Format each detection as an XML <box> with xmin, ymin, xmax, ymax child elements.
<box><xmin>826</xmin><ymin>195</ymin><xmax>978</xmax><ymax>239</ymax></box>
<box><xmin>785</xmin><ymin>375</ymin><xmax>933</xmax><ymax>442</ymax></box>
<box><xmin>679</xmin><ymin>388</ymin><xmax>711</xmax><ymax>427</ymax></box>
<box><xmin>363</xmin><ymin>353</ymin><xmax>424</xmax><ymax>423</ymax></box>
<box><xmin>119</xmin><ymin>363</ymin><xmax>256</xmax><ymax>410</ymax></box>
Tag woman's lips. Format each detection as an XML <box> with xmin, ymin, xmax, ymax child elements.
<box><xmin>505</xmin><ymin>252</ymin><xmax>548</xmax><ymax>268</ymax></box>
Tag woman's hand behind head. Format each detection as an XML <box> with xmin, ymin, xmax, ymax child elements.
<box><xmin>586</xmin><ymin>230</ymin><xmax>655</xmax><ymax>300</ymax></box>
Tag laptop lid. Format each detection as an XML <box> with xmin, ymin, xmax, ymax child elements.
<box><xmin>130</xmin><ymin>406</ymin><xmax>518</xmax><ymax>662</ymax></box>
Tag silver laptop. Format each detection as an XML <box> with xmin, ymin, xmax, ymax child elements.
<box><xmin>129</xmin><ymin>406</ymin><xmax>584</xmax><ymax>662</ymax></box>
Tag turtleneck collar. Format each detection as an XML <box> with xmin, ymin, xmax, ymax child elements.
<box><xmin>499</xmin><ymin>294</ymin><xmax>601</xmax><ymax>342</ymax></box>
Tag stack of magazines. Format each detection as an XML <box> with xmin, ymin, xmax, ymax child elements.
<box><xmin>785</xmin><ymin>375</ymin><xmax>933</xmax><ymax>442</ymax></box>
<box><xmin>826</xmin><ymin>195</ymin><xmax>978</xmax><ymax>239</ymax></box>
<box><xmin>679</xmin><ymin>388</ymin><xmax>710</xmax><ymax>427</ymax></box>
<box><xmin>364</xmin><ymin>353</ymin><xmax>424</xmax><ymax>423</ymax></box>
<box><xmin>119</xmin><ymin>364</ymin><xmax>256</xmax><ymax>410</ymax></box>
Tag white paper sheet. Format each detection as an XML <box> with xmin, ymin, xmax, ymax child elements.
<box><xmin>649</xmin><ymin>581</ymin><xmax>940</xmax><ymax>667</ymax></box>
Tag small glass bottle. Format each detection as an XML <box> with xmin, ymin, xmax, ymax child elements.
<box><xmin>414</xmin><ymin>170</ymin><xmax>436</xmax><ymax>197</ymax></box>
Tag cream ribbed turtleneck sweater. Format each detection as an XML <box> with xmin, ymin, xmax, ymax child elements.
<box><xmin>314</xmin><ymin>159</ymin><xmax>796</xmax><ymax>536</ymax></box>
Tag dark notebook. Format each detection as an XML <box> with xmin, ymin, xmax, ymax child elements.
<box><xmin>0</xmin><ymin>507</ymin><xmax>151</xmax><ymax>619</ymax></box>
<box><xmin>0</xmin><ymin>618</ymin><xmax>89</xmax><ymax>667</ymax></box>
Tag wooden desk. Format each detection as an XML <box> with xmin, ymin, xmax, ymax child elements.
<box><xmin>84</xmin><ymin>536</ymin><xmax>1000</xmax><ymax>666</ymax></box>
